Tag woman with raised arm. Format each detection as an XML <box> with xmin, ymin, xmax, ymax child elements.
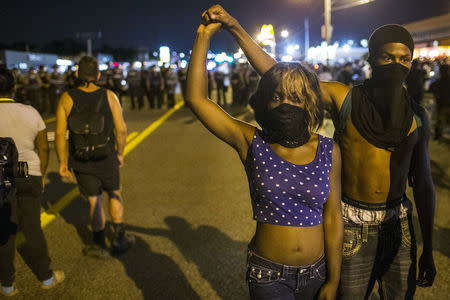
<box><xmin>186</xmin><ymin>19</ymin><xmax>343</xmax><ymax>300</ymax></box>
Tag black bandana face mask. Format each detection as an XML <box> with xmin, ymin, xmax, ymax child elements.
<box><xmin>367</xmin><ymin>63</ymin><xmax>410</xmax><ymax>124</ymax></box>
<box><xmin>350</xmin><ymin>62</ymin><xmax>414</xmax><ymax>151</ymax></box>
<box><xmin>259</xmin><ymin>103</ymin><xmax>311</xmax><ymax>148</ymax></box>
<box><xmin>371</xmin><ymin>63</ymin><xmax>410</xmax><ymax>87</ymax></box>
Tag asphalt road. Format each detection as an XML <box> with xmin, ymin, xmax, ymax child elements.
<box><xmin>7</xmin><ymin>93</ymin><xmax>450</xmax><ymax>300</ymax></box>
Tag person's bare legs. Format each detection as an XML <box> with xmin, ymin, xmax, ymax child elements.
<box><xmin>87</xmin><ymin>195</ymin><xmax>107</xmax><ymax>249</ymax></box>
<box><xmin>108</xmin><ymin>190</ymin><xmax>134</xmax><ymax>255</ymax></box>
<box><xmin>108</xmin><ymin>190</ymin><xmax>123</xmax><ymax>224</ymax></box>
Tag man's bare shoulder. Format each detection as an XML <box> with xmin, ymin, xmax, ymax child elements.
<box><xmin>59</xmin><ymin>91</ymin><xmax>72</xmax><ymax>104</ymax></box>
<box><xmin>58</xmin><ymin>91</ymin><xmax>74</xmax><ymax>116</ymax></box>
<box><xmin>320</xmin><ymin>81</ymin><xmax>351</xmax><ymax>110</ymax></box>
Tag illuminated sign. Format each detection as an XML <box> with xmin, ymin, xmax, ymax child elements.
<box><xmin>160</xmin><ymin>46</ymin><xmax>170</xmax><ymax>63</ymax></box>
<box><xmin>28</xmin><ymin>54</ymin><xmax>43</xmax><ymax>61</ymax></box>
<box><xmin>257</xmin><ymin>24</ymin><xmax>276</xmax><ymax>47</ymax></box>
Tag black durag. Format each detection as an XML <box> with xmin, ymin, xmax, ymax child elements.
<box><xmin>351</xmin><ymin>24</ymin><xmax>414</xmax><ymax>151</ymax></box>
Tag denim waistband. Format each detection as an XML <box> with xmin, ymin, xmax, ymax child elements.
<box><xmin>342</xmin><ymin>194</ymin><xmax>405</xmax><ymax>211</ymax></box>
<box><xmin>247</xmin><ymin>249</ymin><xmax>326</xmax><ymax>276</ymax></box>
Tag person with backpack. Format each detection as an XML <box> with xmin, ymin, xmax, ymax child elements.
<box><xmin>203</xmin><ymin>5</ymin><xmax>436</xmax><ymax>299</ymax></box>
<box><xmin>55</xmin><ymin>56</ymin><xmax>134</xmax><ymax>258</ymax></box>
<box><xmin>0</xmin><ymin>68</ymin><xmax>65</xmax><ymax>296</ymax></box>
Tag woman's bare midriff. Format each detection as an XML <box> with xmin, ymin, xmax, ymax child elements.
<box><xmin>249</xmin><ymin>222</ymin><xmax>324</xmax><ymax>266</ymax></box>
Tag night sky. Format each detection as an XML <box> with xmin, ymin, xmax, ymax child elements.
<box><xmin>1</xmin><ymin>0</ymin><xmax>449</xmax><ymax>53</ymax></box>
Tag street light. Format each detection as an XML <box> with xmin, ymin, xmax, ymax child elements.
<box><xmin>322</xmin><ymin>0</ymin><xmax>376</xmax><ymax>56</ymax></box>
<box><xmin>286</xmin><ymin>45</ymin><xmax>296</xmax><ymax>55</ymax></box>
<box><xmin>360</xmin><ymin>39</ymin><xmax>368</xmax><ymax>48</ymax></box>
<box><xmin>281</xmin><ymin>30</ymin><xmax>289</xmax><ymax>38</ymax></box>
<box><xmin>332</xmin><ymin>0</ymin><xmax>375</xmax><ymax>11</ymax></box>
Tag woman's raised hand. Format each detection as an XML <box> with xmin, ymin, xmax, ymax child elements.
<box><xmin>201</xmin><ymin>5</ymin><xmax>238</xmax><ymax>30</ymax></box>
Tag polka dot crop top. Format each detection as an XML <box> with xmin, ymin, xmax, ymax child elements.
<box><xmin>245</xmin><ymin>129</ymin><xmax>333</xmax><ymax>227</ymax></box>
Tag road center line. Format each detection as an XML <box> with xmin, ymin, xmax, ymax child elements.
<box><xmin>44</xmin><ymin>117</ymin><xmax>56</xmax><ymax>124</ymax></box>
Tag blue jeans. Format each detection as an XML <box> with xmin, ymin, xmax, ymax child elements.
<box><xmin>246</xmin><ymin>249</ymin><xmax>327</xmax><ymax>300</ymax></box>
<box><xmin>338</xmin><ymin>195</ymin><xmax>417</xmax><ymax>300</ymax></box>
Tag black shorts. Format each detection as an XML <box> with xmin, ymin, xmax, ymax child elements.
<box><xmin>74</xmin><ymin>167</ymin><xmax>120</xmax><ymax>197</ymax></box>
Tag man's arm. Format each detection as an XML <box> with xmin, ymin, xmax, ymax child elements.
<box><xmin>409</xmin><ymin>108</ymin><xmax>436</xmax><ymax>287</ymax></box>
<box><xmin>319</xmin><ymin>81</ymin><xmax>350</xmax><ymax>109</ymax></box>
<box><xmin>107</xmin><ymin>90</ymin><xmax>127</xmax><ymax>166</ymax></box>
<box><xmin>55</xmin><ymin>92</ymin><xmax>74</xmax><ymax>178</ymax></box>
<box><xmin>34</xmin><ymin>129</ymin><xmax>49</xmax><ymax>176</ymax></box>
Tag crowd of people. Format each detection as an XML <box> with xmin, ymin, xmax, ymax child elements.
<box><xmin>11</xmin><ymin>64</ymin><xmax>189</xmax><ymax>114</ymax></box>
<box><xmin>9</xmin><ymin>60</ymin><xmax>263</xmax><ymax>117</ymax></box>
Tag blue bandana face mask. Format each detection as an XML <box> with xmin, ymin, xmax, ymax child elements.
<box><xmin>260</xmin><ymin>103</ymin><xmax>311</xmax><ymax>148</ymax></box>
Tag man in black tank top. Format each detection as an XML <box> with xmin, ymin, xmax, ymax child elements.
<box><xmin>56</xmin><ymin>56</ymin><xmax>134</xmax><ymax>258</ymax></box>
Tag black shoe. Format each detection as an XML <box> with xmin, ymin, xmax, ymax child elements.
<box><xmin>83</xmin><ymin>245</ymin><xmax>110</xmax><ymax>259</ymax></box>
<box><xmin>111</xmin><ymin>233</ymin><xmax>135</xmax><ymax>256</ymax></box>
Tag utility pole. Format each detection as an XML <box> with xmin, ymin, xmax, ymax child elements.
<box><xmin>76</xmin><ymin>32</ymin><xmax>101</xmax><ymax>57</ymax></box>
<box><xmin>323</xmin><ymin>0</ymin><xmax>332</xmax><ymax>45</ymax></box>
<box><xmin>304</xmin><ymin>17</ymin><xmax>310</xmax><ymax>58</ymax></box>
<box><xmin>87</xmin><ymin>39</ymin><xmax>93</xmax><ymax>56</ymax></box>
<box><xmin>321</xmin><ymin>0</ymin><xmax>333</xmax><ymax>65</ymax></box>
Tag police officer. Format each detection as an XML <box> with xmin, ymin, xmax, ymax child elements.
<box><xmin>126</xmin><ymin>67</ymin><xmax>144</xmax><ymax>110</ymax></box>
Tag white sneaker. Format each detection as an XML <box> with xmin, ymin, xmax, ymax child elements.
<box><xmin>41</xmin><ymin>270</ymin><xmax>65</xmax><ymax>290</ymax></box>
<box><xmin>0</xmin><ymin>284</ymin><xmax>18</xmax><ymax>297</ymax></box>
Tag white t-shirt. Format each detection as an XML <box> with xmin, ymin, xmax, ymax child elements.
<box><xmin>0</xmin><ymin>102</ymin><xmax>46</xmax><ymax>176</ymax></box>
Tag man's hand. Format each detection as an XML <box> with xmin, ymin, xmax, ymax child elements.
<box><xmin>317</xmin><ymin>282</ymin><xmax>338</xmax><ymax>300</ymax></box>
<box><xmin>202</xmin><ymin>5</ymin><xmax>238</xmax><ymax>30</ymax></box>
<box><xmin>196</xmin><ymin>22</ymin><xmax>222</xmax><ymax>38</ymax></box>
<box><xmin>59</xmin><ymin>164</ymin><xmax>75</xmax><ymax>182</ymax></box>
<box><xmin>117</xmin><ymin>154</ymin><xmax>125</xmax><ymax>168</ymax></box>
<box><xmin>417</xmin><ymin>251</ymin><xmax>436</xmax><ymax>287</ymax></box>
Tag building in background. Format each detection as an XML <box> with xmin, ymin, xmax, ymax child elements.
<box><xmin>0</xmin><ymin>50</ymin><xmax>58</xmax><ymax>69</ymax></box>
<box><xmin>404</xmin><ymin>13</ymin><xmax>450</xmax><ymax>58</ymax></box>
